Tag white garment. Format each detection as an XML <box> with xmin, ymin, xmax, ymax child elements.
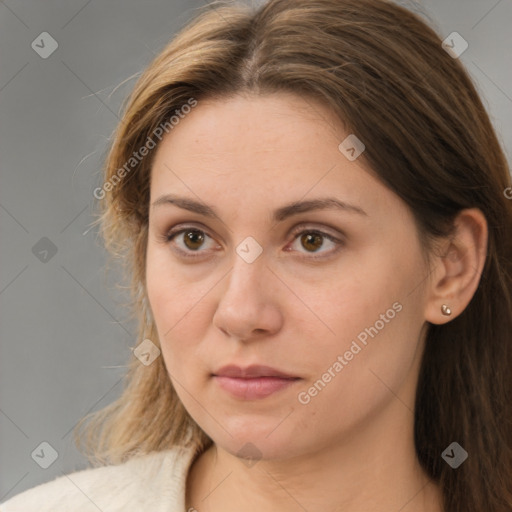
<box><xmin>0</xmin><ymin>444</ymin><xmax>197</xmax><ymax>512</ymax></box>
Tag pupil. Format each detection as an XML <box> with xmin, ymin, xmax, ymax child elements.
<box><xmin>184</xmin><ymin>230</ymin><xmax>204</xmax><ymax>250</ymax></box>
<box><xmin>302</xmin><ymin>233</ymin><xmax>322</xmax><ymax>252</ymax></box>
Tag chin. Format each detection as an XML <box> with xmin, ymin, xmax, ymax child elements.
<box><xmin>208</xmin><ymin>422</ymin><xmax>302</xmax><ymax>462</ymax></box>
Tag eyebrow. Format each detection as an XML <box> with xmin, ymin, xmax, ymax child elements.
<box><xmin>151</xmin><ymin>194</ymin><xmax>368</xmax><ymax>222</ymax></box>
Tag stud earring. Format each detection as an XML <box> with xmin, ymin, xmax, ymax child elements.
<box><xmin>441</xmin><ymin>304</ymin><xmax>452</xmax><ymax>316</ymax></box>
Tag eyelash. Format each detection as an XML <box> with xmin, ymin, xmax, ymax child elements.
<box><xmin>163</xmin><ymin>224</ymin><xmax>344</xmax><ymax>261</ymax></box>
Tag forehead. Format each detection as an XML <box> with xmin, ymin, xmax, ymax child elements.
<box><xmin>149</xmin><ymin>93</ymin><xmax>404</xmax><ymax>224</ymax></box>
<box><xmin>155</xmin><ymin>93</ymin><xmax>341</xmax><ymax>163</ymax></box>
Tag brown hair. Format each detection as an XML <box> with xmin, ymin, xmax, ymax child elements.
<box><xmin>76</xmin><ymin>1</ymin><xmax>512</xmax><ymax>510</ymax></box>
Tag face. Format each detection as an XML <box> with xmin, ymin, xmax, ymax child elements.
<box><xmin>146</xmin><ymin>92</ymin><xmax>431</xmax><ymax>461</ymax></box>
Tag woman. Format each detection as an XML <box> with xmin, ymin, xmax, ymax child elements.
<box><xmin>2</xmin><ymin>0</ymin><xmax>511</xmax><ymax>510</ymax></box>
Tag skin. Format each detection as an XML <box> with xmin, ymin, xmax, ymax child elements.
<box><xmin>145</xmin><ymin>92</ymin><xmax>488</xmax><ymax>512</ymax></box>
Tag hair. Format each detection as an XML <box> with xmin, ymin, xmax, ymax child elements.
<box><xmin>75</xmin><ymin>0</ymin><xmax>512</xmax><ymax>510</ymax></box>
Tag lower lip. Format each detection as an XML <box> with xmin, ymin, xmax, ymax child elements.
<box><xmin>213</xmin><ymin>375</ymin><xmax>300</xmax><ymax>400</ymax></box>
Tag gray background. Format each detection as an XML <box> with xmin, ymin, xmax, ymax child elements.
<box><xmin>1</xmin><ymin>0</ymin><xmax>511</xmax><ymax>500</ymax></box>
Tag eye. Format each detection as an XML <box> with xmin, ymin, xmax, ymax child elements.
<box><xmin>163</xmin><ymin>224</ymin><xmax>344</xmax><ymax>260</ymax></box>
<box><xmin>165</xmin><ymin>227</ymin><xmax>219</xmax><ymax>258</ymax></box>
<box><xmin>286</xmin><ymin>226</ymin><xmax>343</xmax><ymax>259</ymax></box>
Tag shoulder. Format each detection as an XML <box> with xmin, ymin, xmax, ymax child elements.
<box><xmin>0</xmin><ymin>444</ymin><xmax>197</xmax><ymax>512</ymax></box>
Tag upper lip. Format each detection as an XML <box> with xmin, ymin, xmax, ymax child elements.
<box><xmin>213</xmin><ymin>365</ymin><xmax>299</xmax><ymax>379</ymax></box>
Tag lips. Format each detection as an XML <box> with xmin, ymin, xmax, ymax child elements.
<box><xmin>213</xmin><ymin>364</ymin><xmax>298</xmax><ymax>379</ymax></box>
<box><xmin>212</xmin><ymin>365</ymin><xmax>301</xmax><ymax>400</ymax></box>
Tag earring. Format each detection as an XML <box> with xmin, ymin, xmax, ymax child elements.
<box><xmin>441</xmin><ymin>304</ymin><xmax>452</xmax><ymax>316</ymax></box>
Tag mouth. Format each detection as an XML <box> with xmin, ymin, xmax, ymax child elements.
<box><xmin>212</xmin><ymin>365</ymin><xmax>301</xmax><ymax>400</ymax></box>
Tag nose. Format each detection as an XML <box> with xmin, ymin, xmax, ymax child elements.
<box><xmin>212</xmin><ymin>251</ymin><xmax>284</xmax><ymax>342</ymax></box>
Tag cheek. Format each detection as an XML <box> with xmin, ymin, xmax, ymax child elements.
<box><xmin>146</xmin><ymin>244</ymin><xmax>197</xmax><ymax>327</ymax></box>
<box><xmin>297</xmin><ymin>253</ymin><xmax>402</xmax><ymax>358</ymax></box>
<box><xmin>146</xmin><ymin>252</ymin><xmax>188</xmax><ymax>363</ymax></box>
<box><xmin>290</xmin><ymin>306</ymin><xmax>422</xmax><ymax>446</ymax></box>
<box><xmin>146</xmin><ymin>254</ymin><xmax>215</xmax><ymax>383</ymax></box>
<box><xmin>296</xmin><ymin>247</ymin><xmax>425</xmax><ymax>400</ymax></box>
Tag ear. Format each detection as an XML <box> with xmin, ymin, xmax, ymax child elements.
<box><xmin>424</xmin><ymin>208</ymin><xmax>488</xmax><ymax>324</ymax></box>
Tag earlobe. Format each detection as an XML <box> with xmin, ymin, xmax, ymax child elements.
<box><xmin>424</xmin><ymin>208</ymin><xmax>488</xmax><ymax>325</ymax></box>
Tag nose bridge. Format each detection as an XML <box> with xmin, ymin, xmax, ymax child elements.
<box><xmin>224</xmin><ymin>245</ymin><xmax>267</xmax><ymax>300</ymax></box>
<box><xmin>213</xmin><ymin>244</ymin><xmax>281</xmax><ymax>339</ymax></box>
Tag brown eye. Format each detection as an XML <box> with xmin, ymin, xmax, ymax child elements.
<box><xmin>287</xmin><ymin>227</ymin><xmax>343</xmax><ymax>260</ymax></box>
<box><xmin>164</xmin><ymin>224</ymin><xmax>343</xmax><ymax>261</ymax></box>
<box><xmin>300</xmin><ymin>232</ymin><xmax>324</xmax><ymax>252</ymax></box>
<box><xmin>183</xmin><ymin>229</ymin><xmax>205</xmax><ymax>251</ymax></box>
<box><xmin>165</xmin><ymin>227</ymin><xmax>218</xmax><ymax>259</ymax></box>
